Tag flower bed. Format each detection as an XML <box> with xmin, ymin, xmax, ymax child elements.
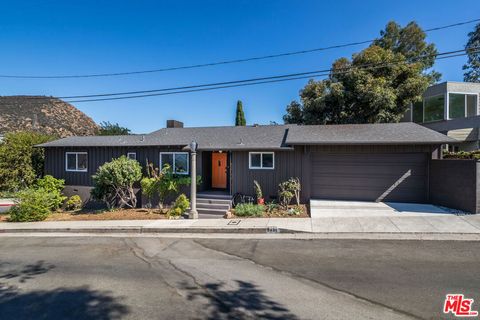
<box><xmin>229</xmin><ymin>204</ymin><xmax>309</xmax><ymax>218</ymax></box>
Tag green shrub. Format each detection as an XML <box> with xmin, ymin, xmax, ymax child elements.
<box><xmin>265</xmin><ymin>201</ymin><xmax>280</xmax><ymax>213</ymax></box>
<box><xmin>142</xmin><ymin>163</ymin><xmax>201</xmax><ymax>208</ymax></box>
<box><xmin>91</xmin><ymin>156</ymin><xmax>142</xmax><ymax>209</ymax></box>
<box><xmin>8</xmin><ymin>188</ymin><xmax>54</xmax><ymax>222</ymax></box>
<box><xmin>65</xmin><ymin>195</ymin><xmax>83</xmax><ymax>211</ymax></box>
<box><xmin>0</xmin><ymin>131</ymin><xmax>55</xmax><ymax>191</ymax></box>
<box><xmin>167</xmin><ymin>194</ymin><xmax>190</xmax><ymax>218</ymax></box>
<box><xmin>443</xmin><ymin>150</ymin><xmax>480</xmax><ymax>160</ymax></box>
<box><xmin>234</xmin><ymin>203</ymin><xmax>265</xmax><ymax>217</ymax></box>
<box><xmin>34</xmin><ymin>175</ymin><xmax>66</xmax><ymax>210</ymax></box>
<box><xmin>278</xmin><ymin>177</ymin><xmax>301</xmax><ymax>208</ymax></box>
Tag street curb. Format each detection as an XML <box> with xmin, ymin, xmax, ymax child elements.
<box><xmin>0</xmin><ymin>227</ymin><xmax>302</xmax><ymax>234</ymax></box>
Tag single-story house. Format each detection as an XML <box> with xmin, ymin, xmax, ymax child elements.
<box><xmin>38</xmin><ymin>121</ymin><xmax>455</xmax><ymax>214</ymax></box>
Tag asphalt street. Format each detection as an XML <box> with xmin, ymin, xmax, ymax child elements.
<box><xmin>0</xmin><ymin>237</ymin><xmax>478</xmax><ymax>319</ymax></box>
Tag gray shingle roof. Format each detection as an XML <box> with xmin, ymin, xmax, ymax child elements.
<box><xmin>148</xmin><ymin>125</ymin><xmax>292</xmax><ymax>150</ymax></box>
<box><xmin>37</xmin><ymin>125</ymin><xmax>293</xmax><ymax>150</ymax></box>
<box><xmin>36</xmin><ymin>134</ymin><xmax>159</xmax><ymax>147</ymax></box>
<box><xmin>37</xmin><ymin>123</ymin><xmax>454</xmax><ymax>148</ymax></box>
<box><xmin>286</xmin><ymin>123</ymin><xmax>456</xmax><ymax>145</ymax></box>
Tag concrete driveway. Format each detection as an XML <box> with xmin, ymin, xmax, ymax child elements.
<box><xmin>310</xmin><ymin>199</ymin><xmax>452</xmax><ymax>218</ymax></box>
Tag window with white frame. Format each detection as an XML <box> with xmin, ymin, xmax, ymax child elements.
<box><xmin>249</xmin><ymin>152</ymin><xmax>274</xmax><ymax>169</ymax></box>
<box><xmin>66</xmin><ymin>152</ymin><xmax>88</xmax><ymax>172</ymax></box>
<box><xmin>160</xmin><ymin>152</ymin><xmax>189</xmax><ymax>174</ymax></box>
<box><xmin>127</xmin><ymin>152</ymin><xmax>137</xmax><ymax>160</ymax></box>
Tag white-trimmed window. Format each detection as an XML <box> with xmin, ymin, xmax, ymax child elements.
<box><xmin>127</xmin><ymin>152</ymin><xmax>137</xmax><ymax>160</ymax></box>
<box><xmin>249</xmin><ymin>152</ymin><xmax>274</xmax><ymax>169</ymax></box>
<box><xmin>66</xmin><ymin>152</ymin><xmax>88</xmax><ymax>172</ymax></box>
<box><xmin>160</xmin><ymin>152</ymin><xmax>189</xmax><ymax>174</ymax></box>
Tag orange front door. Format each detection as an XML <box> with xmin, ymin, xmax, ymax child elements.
<box><xmin>212</xmin><ymin>152</ymin><xmax>227</xmax><ymax>189</ymax></box>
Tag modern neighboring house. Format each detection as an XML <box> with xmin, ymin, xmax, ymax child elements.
<box><xmin>402</xmin><ymin>81</ymin><xmax>480</xmax><ymax>151</ymax></box>
<box><xmin>38</xmin><ymin>121</ymin><xmax>454</xmax><ymax>215</ymax></box>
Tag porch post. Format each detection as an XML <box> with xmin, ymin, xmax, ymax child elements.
<box><xmin>189</xmin><ymin>141</ymin><xmax>198</xmax><ymax>219</ymax></box>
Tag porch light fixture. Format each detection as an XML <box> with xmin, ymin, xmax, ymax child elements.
<box><xmin>189</xmin><ymin>140</ymin><xmax>198</xmax><ymax>152</ymax></box>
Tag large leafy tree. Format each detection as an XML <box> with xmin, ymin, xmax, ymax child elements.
<box><xmin>463</xmin><ymin>23</ymin><xmax>480</xmax><ymax>82</ymax></box>
<box><xmin>284</xmin><ymin>21</ymin><xmax>439</xmax><ymax>125</ymax></box>
<box><xmin>235</xmin><ymin>100</ymin><xmax>246</xmax><ymax>126</ymax></box>
<box><xmin>98</xmin><ymin>121</ymin><xmax>131</xmax><ymax>135</ymax></box>
<box><xmin>0</xmin><ymin>131</ymin><xmax>55</xmax><ymax>191</ymax></box>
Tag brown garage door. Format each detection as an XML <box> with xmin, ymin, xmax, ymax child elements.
<box><xmin>311</xmin><ymin>153</ymin><xmax>428</xmax><ymax>203</ymax></box>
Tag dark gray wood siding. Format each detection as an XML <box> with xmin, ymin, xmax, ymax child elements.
<box><xmin>230</xmin><ymin>147</ymin><xmax>311</xmax><ymax>202</ymax></box>
<box><xmin>429</xmin><ymin>160</ymin><xmax>479</xmax><ymax>214</ymax></box>
<box><xmin>44</xmin><ymin>146</ymin><xmax>203</xmax><ymax>187</ymax></box>
<box><xmin>45</xmin><ymin>144</ymin><xmax>439</xmax><ymax>205</ymax></box>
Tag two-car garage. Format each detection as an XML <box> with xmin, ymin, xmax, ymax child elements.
<box><xmin>310</xmin><ymin>152</ymin><xmax>429</xmax><ymax>203</ymax></box>
<box><xmin>284</xmin><ymin>123</ymin><xmax>453</xmax><ymax>204</ymax></box>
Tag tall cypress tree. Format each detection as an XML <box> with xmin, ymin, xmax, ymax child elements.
<box><xmin>235</xmin><ymin>100</ymin><xmax>246</xmax><ymax>126</ymax></box>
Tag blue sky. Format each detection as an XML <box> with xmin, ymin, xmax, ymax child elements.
<box><xmin>0</xmin><ymin>0</ymin><xmax>478</xmax><ymax>133</ymax></box>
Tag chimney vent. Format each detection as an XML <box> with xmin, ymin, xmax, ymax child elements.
<box><xmin>167</xmin><ymin>120</ymin><xmax>184</xmax><ymax>128</ymax></box>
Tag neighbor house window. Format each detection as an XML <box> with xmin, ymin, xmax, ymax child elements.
<box><xmin>467</xmin><ymin>94</ymin><xmax>478</xmax><ymax>117</ymax></box>
<box><xmin>449</xmin><ymin>93</ymin><xmax>478</xmax><ymax>119</ymax></box>
<box><xmin>424</xmin><ymin>95</ymin><xmax>445</xmax><ymax>122</ymax></box>
<box><xmin>249</xmin><ymin>152</ymin><xmax>274</xmax><ymax>169</ymax></box>
<box><xmin>160</xmin><ymin>152</ymin><xmax>189</xmax><ymax>174</ymax></box>
<box><xmin>449</xmin><ymin>93</ymin><xmax>466</xmax><ymax>119</ymax></box>
<box><xmin>66</xmin><ymin>152</ymin><xmax>88</xmax><ymax>172</ymax></box>
<box><xmin>412</xmin><ymin>101</ymin><xmax>424</xmax><ymax>123</ymax></box>
<box><xmin>127</xmin><ymin>152</ymin><xmax>136</xmax><ymax>160</ymax></box>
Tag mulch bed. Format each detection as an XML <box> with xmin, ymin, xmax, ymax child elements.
<box><xmin>0</xmin><ymin>208</ymin><xmax>169</xmax><ymax>222</ymax></box>
<box><xmin>47</xmin><ymin>208</ymin><xmax>169</xmax><ymax>221</ymax></box>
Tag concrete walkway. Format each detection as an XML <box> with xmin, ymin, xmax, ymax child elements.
<box><xmin>1</xmin><ymin>214</ymin><xmax>480</xmax><ymax>235</ymax></box>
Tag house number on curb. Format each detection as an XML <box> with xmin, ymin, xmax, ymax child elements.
<box><xmin>266</xmin><ymin>226</ymin><xmax>280</xmax><ymax>233</ymax></box>
<box><xmin>228</xmin><ymin>220</ymin><xmax>241</xmax><ymax>225</ymax></box>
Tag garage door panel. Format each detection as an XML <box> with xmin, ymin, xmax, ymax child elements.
<box><xmin>314</xmin><ymin>187</ymin><xmax>424</xmax><ymax>202</ymax></box>
<box><xmin>312</xmin><ymin>166</ymin><xmax>426</xmax><ymax>176</ymax></box>
<box><xmin>311</xmin><ymin>153</ymin><xmax>427</xmax><ymax>203</ymax></box>
<box><xmin>312</xmin><ymin>176</ymin><xmax>426</xmax><ymax>189</ymax></box>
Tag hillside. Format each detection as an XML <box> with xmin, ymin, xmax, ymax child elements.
<box><xmin>0</xmin><ymin>96</ymin><xmax>98</xmax><ymax>138</ymax></box>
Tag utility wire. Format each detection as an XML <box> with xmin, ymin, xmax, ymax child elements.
<box><xmin>58</xmin><ymin>48</ymin><xmax>477</xmax><ymax>99</ymax></box>
<box><xmin>63</xmin><ymin>49</ymin><xmax>477</xmax><ymax>103</ymax></box>
<box><xmin>0</xmin><ymin>18</ymin><xmax>479</xmax><ymax>79</ymax></box>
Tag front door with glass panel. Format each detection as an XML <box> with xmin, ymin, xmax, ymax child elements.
<box><xmin>212</xmin><ymin>152</ymin><xmax>227</xmax><ymax>189</ymax></box>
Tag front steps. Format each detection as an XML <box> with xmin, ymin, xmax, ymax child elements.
<box><xmin>196</xmin><ymin>193</ymin><xmax>232</xmax><ymax>219</ymax></box>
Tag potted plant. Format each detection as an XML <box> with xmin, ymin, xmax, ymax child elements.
<box><xmin>253</xmin><ymin>180</ymin><xmax>264</xmax><ymax>205</ymax></box>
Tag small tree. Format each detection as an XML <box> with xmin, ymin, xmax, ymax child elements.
<box><xmin>98</xmin><ymin>121</ymin><xmax>131</xmax><ymax>136</ymax></box>
<box><xmin>278</xmin><ymin>177</ymin><xmax>301</xmax><ymax>208</ymax></box>
<box><xmin>91</xmin><ymin>156</ymin><xmax>142</xmax><ymax>209</ymax></box>
<box><xmin>235</xmin><ymin>100</ymin><xmax>246</xmax><ymax>126</ymax></box>
<box><xmin>0</xmin><ymin>131</ymin><xmax>55</xmax><ymax>191</ymax></box>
